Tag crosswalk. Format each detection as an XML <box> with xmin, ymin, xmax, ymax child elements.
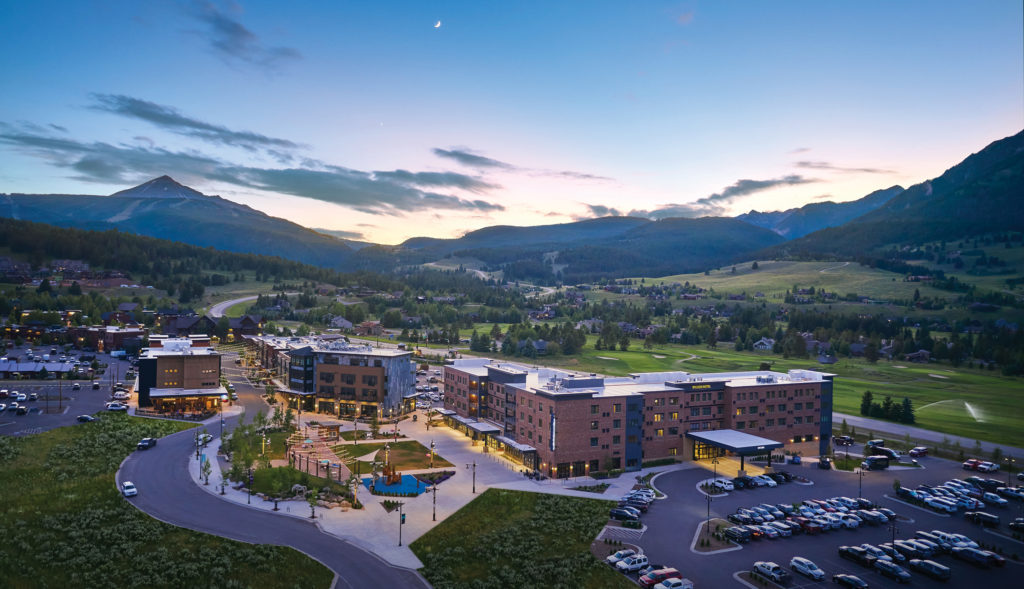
<box><xmin>599</xmin><ymin>524</ymin><xmax>646</xmax><ymax>542</ymax></box>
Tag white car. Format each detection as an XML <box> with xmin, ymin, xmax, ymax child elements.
<box><xmin>711</xmin><ymin>478</ymin><xmax>734</xmax><ymax>491</ymax></box>
<box><xmin>977</xmin><ymin>461</ymin><xmax>999</xmax><ymax>472</ymax></box>
<box><xmin>616</xmin><ymin>554</ymin><xmax>649</xmax><ymax>573</ymax></box>
<box><xmin>839</xmin><ymin>514</ymin><xmax>861</xmax><ymax>528</ymax></box>
<box><xmin>753</xmin><ymin>561</ymin><xmax>788</xmax><ymax>583</ymax></box>
<box><xmin>860</xmin><ymin>543</ymin><xmax>893</xmax><ymax>562</ymax></box>
<box><xmin>106</xmin><ymin>402</ymin><xmax>128</xmax><ymax>411</ymax></box>
<box><xmin>196</xmin><ymin>433</ymin><xmax>213</xmax><ymax>446</ymax></box>
<box><xmin>121</xmin><ymin>481</ymin><xmax>138</xmax><ymax>497</ymax></box>
<box><xmin>15</xmin><ymin>392</ymin><xmax>27</xmax><ymax>402</ymax></box>
<box><xmin>605</xmin><ymin>548</ymin><xmax>636</xmax><ymax>565</ymax></box>
<box><xmin>983</xmin><ymin>492</ymin><xmax>1008</xmax><ymax>506</ymax></box>
<box><xmin>755</xmin><ymin>475</ymin><xmax>777</xmax><ymax>487</ymax></box>
<box><xmin>790</xmin><ymin>556</ymin><xmax>825</xmax><ymax>581</ymax></box>
<box><xmin>654</xmin><ymin>580</ymin><xmax>691</xmax><ymax>589</ymax></box>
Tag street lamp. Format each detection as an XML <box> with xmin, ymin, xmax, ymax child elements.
<box><xmin>1007</xmin><ymin>456</ymin><xmax>1015</xmax><ymax>486</ymax></box>
<box><xmin>430</xmin><ymin>440</ymin><xmax>435</xmax><ymax>470</ymax></box>
<box><xmin>889</xmin><ymin>518</ymin><xmax>899</xmax><ymax>547</ymax></box>
<box><xmin>711</xmin><ymin>455</ymin><xmax>720</xmax><ymax>483</ymax></box>
<box><xmin>857</xmin><ymin>467</ymin><xmax>865</xmax><ymax>498</ymax></box>
<box><xmin>467</xmin><ymin>461</ymin><xmax>477</xmax><ymax>493</ymax></box>
<box><xmin>705</xmin><ymin>492</ymin><xmax>713</xmax><ymax>537</ymax></box>
<box><xmin>432</xmin><ymin>480</ymin><xmax>438</xmax><ymax>521</ymax></box>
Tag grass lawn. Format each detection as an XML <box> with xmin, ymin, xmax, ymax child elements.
<box><xmin>333</xmin><ymin>440</ymin><xmax>453</xmax><ymax>470</ymax></box>
<box><xmin>251</xmin><ymin>465</ymin><xmax>347</xmax><ymax>496</ymax></box>
<box><xmin>411</xmin><ymin>488</ymin><xmax>632</xmax><ymax>589</ymax></box>
<box><xmin>233</xmin><ymin>429</ymin><xmax>289</xmax><ymax>460</ymax></box>
<box><xmin>0</xmin><ymin>413</ymin><xmax>333</xmax><ymax>589</ymax></box>
<box><xmin>223</xmin><ymin>299</ymin><xmax>254</xmax><ymax>318</ymax></box>
<box><xmin>528</xmin><ymin>339</ymin><xmax>1024</xmax><ymax>449</ymax></box>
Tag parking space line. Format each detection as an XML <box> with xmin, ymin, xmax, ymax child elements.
<box><xmin>882</xmin><ymin>494</ymin><xmax>950</xmax><ymax>517</ymax></box>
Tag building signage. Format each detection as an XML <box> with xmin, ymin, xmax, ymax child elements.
<box><xmin>549</xmin><ymin>414</ymin><xmax>556</xmax><ymax>451</ymax></box>
<box><xmin>690</xmin><ymin>384</ymin><xmax>712</xmax><ymax>390</ymax></box>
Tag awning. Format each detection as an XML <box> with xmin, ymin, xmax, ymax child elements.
<box><xmin>435</xmin><ymin>408</ymin><xmax>456</xmax><ymax>416</ymax></box>
<box><xmin>149</xmin><ymin>386</ymin><xmax>227</xmax><ymax>399</ymax></box>
<box><xmin>450</xmin><ymin>413</ymin><xmax>501</xmax><ymax>433</ymax></box>
<box><xmin>493</xmin><ymin>434</ymin><xmax>536</xmax><ymax>453</ymax></box>
<box><xmin>685</xmin><ymin>429</ymin><xmax>783</xmax><ymax>454</ymax></box>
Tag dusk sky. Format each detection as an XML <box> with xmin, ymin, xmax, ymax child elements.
<box><xmin>1</xmin><ymin>1</ymin><xmax>1021</xmax><ymax>244</ymax></box>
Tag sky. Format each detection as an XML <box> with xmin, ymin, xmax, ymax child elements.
<box><xmin>0</xmin><ymin>1</ymin><xmax>1021</xmax><ymax>245</ymax></box>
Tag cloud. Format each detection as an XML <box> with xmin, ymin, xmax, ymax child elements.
<box><xmin>581</xmin><ymin>204</ymin><xmax>623</xmax><ymax>218</ymax></box>
<box><xmin>432</xmin><ymin>148</ymin><xmax>513</xmax><ymax>169</ymax></box>
<box><xmin>677</xmin><ymin>11</ymin><xmax>695</xmax><ymax>25</ymax></box>
<box><xmin>795</xmin><ymin>160</ymin><xmax>895</xmax><ymax>174</ymax></box>
<box><xmin>188</xmin><ymin>1</ymin><xmax>301</xmax><ymax>70</ymax></box>
<box><xmin>629</xmin><ymin>174</ymin><xmax>816</xmax><ymax>219</ymax></box>
<box><xmin>434</xmin><ymin>146</ymin><xmax>613</xmax><ymax>182</ymax></box>
<box><xmin>789</xmin><ymin>147</ymin><xmax>811</xmax><ymax>154</ymax></box>
<box><xmin>91</xmin><ymin>94</ymin><xmax>303</xmax><ymax>152</ymax></box>
<box><xmin>373</xmin><ymin>169</ymin><xmax>499</xmax><ymax>193</ymax></box>
<box><xmin>313</xmin><ymin>228</ymin><xmax>366</xmax><ymax>240</ymax></box>
<box><xmin>0</xmin><ymin>123</ymin><xmax>504</xmax><ymax>215</ymax></box>
<box><xmin>48</xmin><ymin>124</ymin><xmax>68</xmax><ymax>133</ymax></box>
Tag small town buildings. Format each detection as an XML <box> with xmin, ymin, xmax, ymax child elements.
<box><xmin>136</xmin><ymin>335</ymin><xmax>224</xmax><ymax>416</ymax></box>
<box><xmin>244</xmin><ymin>335</ymin><xmax>415</xmax><ymax>418</ymax></box>
<box><xmin>752</xmin><ymin>337</ymin><xmax>775</xmax><ymax>351</ymax></box>
<box><xmin>67</xmin><ymin>324</ymin><xmax>146</xmax><ymax>353</ymax></box>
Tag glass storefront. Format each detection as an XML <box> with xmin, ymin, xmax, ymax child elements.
<box><xmin>693</xmin><ymin>440</ymin><xmax>726</xmax><ymax>461</ymax></box>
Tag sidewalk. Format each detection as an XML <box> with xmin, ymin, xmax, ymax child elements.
<box><xmin>187</xmin><ymin>409</ymin><xmax>697</xmax><ymax>568</ymax></box>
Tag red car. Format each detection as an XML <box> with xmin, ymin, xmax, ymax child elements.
<box><xmin>639</xmin><ymin>568</ymin><xmax>683</xmax><ymax>588</ymax></box>
<box><xmin>909</xmin><ymin>447</ymin><xmax>928</xmax><ymax>457</ymax></box>
<box><xmin>963</xmin><ymin>459</ymin><xmax>981</xmax><ymax>470</ymax></box>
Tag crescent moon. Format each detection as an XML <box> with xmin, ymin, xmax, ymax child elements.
<box><xmin>434</xmin><ymin>21</ymin><xmax>441</xmax><ymax>28</ymax></box>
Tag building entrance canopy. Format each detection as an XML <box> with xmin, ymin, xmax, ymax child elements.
<box><xmin>685</xmin><ymin>429</ymin><xmax>783</xmax><ymax>454</ymax></box>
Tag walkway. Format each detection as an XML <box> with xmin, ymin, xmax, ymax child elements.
<box><xmin>833</xmin><ymin>412</ymin><xmax>1024</xmax><ymax>457</ymax></box>
<box><xmin>287</xmin><ymin>426</ymin><xmax>352</xmax><ymax>482</ymax></box>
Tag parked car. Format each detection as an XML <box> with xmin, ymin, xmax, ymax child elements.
<box><xmin>908</xmin><ymin>446</ymin><xmax>929</xmax><ymax>457</ymax></box>
<box><xmin>892</xmin><ymin>540</ymin><xmax>927</xmax><ymax>559</ymax></box>
<box><xmin>879</xmin><ymin>543</ymin><xmax>908</xmax><ymax>563</ymax></box>
<box><xmin>638</xmin><ymin>568</ymin><xmax>682</xmax><ymax>588</ymax></box>
<box><xmin>71</xmin><ymin>382</ymin><xmax>81</xmax><ymax>390</ymax></box>
<box><xmin>92</xmin><ymin>382</ymin><xmax>100</xmax><ymax>390</ymax></box>
<box><xmin>833</xmin><ymin>435</ymin><xmax>854</xmax><ymax>446</ymax></box>
<box><xmin>790</xmin><ymin>556</ymin><xmax>825</xmax><ymax>581</ymax></box>
<box><xmin>609</xmin><ymin>508</ymin><xmax>638</xmax><ymax>521</ymax></box>
<box><xmin>106</xmin><ymin>403</ymin><xmax>128</xmax><ymax>411</ymax></box>
<box><xmin>724</xmin><ymin>526</ymin><xmax>751</xmax><ymax>543</ymax></box>
<box><xmin>16</xmin><ymin>406</ymin><xmax>27</xmax><ymax>415</ymax></box>
<box><xmin>616</xmin><ymin>554</ymin><xmax>649</xmax><ymax>573</ymax></box>
<box><xmin>839</xmin><ymin>545</ymin><xmax>878</xmax><ymax>567</ymax></box>
<box><xmin>976</xmin><ymin>461</ymin><xmax>999</xmax><ymax>472</ymax></box>
<box><xmin>121</xmin><ymin>481</ymin><xmax>138</xmax><ymax>497</ymax></box>
<box><xmin>653</xmin><ymin>580</ymin><xmax>692</xmax><ymax>589</ymax></box>
<box><xmin>964</xmin><ymin>511</ymin><xmax>1000</xmax><ymax>527</ymax></box>
<box><xmin>982</xmin><ymin>492</ymin><xmax>1008</xmax><ymax>507</ymax></box>
<box><xmin>818</xmin><ymin>456</ymin><xmax>833</xmax><ymax>470</ymax></box>
<box><xmin>952</xmin><ymin>546</ymin><xmax>994</xmax><ymax>568</ymax></box>
<box><xmin>767</xmin><ymin>521</ymin><xmax>793</xmax><ymax>536</ymax></box>
<box><xmin>7</xmin><ymin>402</ymin><xmax>19</xmax><ymax>412</ymax></box>
<box><xmin>860</xmin><ymin>543</ymin><xmax>893</xmax><ymax>562</ymax></box>
<box><xmin>605</xmin><ymin>548</ymin><xmax>636</xmax><ymax>565</ymax></box>
<box><xmin>733</xmin><ymin>476</ymin><xmax>755</xmax><ymax>489</ymax></box>
<box><xmin>755</xmin><ymin>475</ymin><xmax>777</xmax><ymax>487</ymax></box>
<box><xmin>832</xmin><ymin>574</ymin><xmax>869</xmax><ymax>588</ymax></box>
<box><xmin>76</xmin><ymin>415</ymin><xmax>98</xmax><ymax>422</ymax></box>
<box><xmin>753</xmin><ymin>561</ymin><xmax>789</xmax><ymax>583</ymax></box>
<box><xmin>908</xmin><ymin>559</ymin><xmax>951</xmax><ymax>580</ymax></box>
<box><xmin>711</xmin><ymin>478</ymin><xmax>734</xmax><ymax>491</ymax></box>
<box><xmin>137</xmin><ymin>438</ymin><xmax>157</xmax><ymax>450</ymax></box>
<box><xmin>874</xmin><ymin>559</ymin><xmax>912</xmax><ymax>583</ymax></box>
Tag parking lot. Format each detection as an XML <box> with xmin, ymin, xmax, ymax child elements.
<box><xmin>625</xmin><ymin>455</ymin><xmax>1023</xmax><ymax>588</ymax></box>
<box><xmin>0</xmin><ymin>350</ymin><xmax>131</xmax><ymax>437</ymax></box>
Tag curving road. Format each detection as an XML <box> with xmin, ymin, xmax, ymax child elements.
<box><xmin>118</xmin><ymin>356</ymin><xmax>427</xmax><ymax>588</ymax></box>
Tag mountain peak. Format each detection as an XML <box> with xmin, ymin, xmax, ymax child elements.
<box><xmin>110</xmin><ymin>176</ymin><xmax>206</xmax><ymax>199</ymax></box>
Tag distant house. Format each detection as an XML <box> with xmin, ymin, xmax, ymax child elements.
<box><xmin>117</xmin><ymin>302</ymin><xmax>140</xmax><ymax>313</ymax></box>
<box><xmin>753</xmin><ymin>337</ymin><xmax>775</xmax><ymax>351</ymax></box>
<box><xmin>228</xmin><ymin>314</ymin><xmax>263</xmax><ymax>337</ymax></box>
<box><xmin>329</xmin><ymin>316</ymin><xmax>353</xmax><ymax>330</ymax></box>
<box><xmin>904</xmin><ymin>349</ymin><xmax>931</xmax><ymax>363</ymax></box>
<box><xmin>848</xmin><ymin>343</ymin><xmax>867</xmax><ymax>357</ymax></box>
<box><xmin>355</xmin><ymin>321</ymin><xmax>383</xmax><ymax>336</ymax></box>
<box><xmin>163</xmin><ymin>314</ymin><xmax>216</xmax><ymax>336</ymax></box>
<box><xmin>817</xmin><ymin>354</ymin><xmax>838</xmax><ymax>365</ymax></box>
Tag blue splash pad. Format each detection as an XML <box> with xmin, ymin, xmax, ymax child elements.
<box><xmin>362</xmin><ymin>474</ymin><xmax>431</xmax><ymax>495</ymax></box>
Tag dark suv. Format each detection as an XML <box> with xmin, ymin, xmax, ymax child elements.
<box><xmin>838</xmin><ymin>545</ymin><xmax>877</xmax><ymax>567</ymax></box>
<box><xmin>964</xmin><ymin>511</ymin><xmax>1000</xmax><ymax>527</ymax></box>
<box><xmin>137</xmin><ymin>438</ymin><xmax>157</xmax><ymax>450</ymax></box>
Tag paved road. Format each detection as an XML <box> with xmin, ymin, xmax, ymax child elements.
<box><xmin>118</xmin><ymin>353</ymin><xmax>427</xmax><ymax>588</ymax></box>
<box><xmin>834</xmin><ymin>412</ymin><xmax>1024</xmax><ymax>458</ymax></box>
<box><xmin>208</xmin><ymin>292</ymin><xmax>299</xmax><ymax>318</ymax></box>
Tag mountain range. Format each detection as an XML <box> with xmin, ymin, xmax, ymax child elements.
<box><xmin>1</xmin><ymin>129</ymin><xmax>1021</xmax><ymax>282</ymax></box>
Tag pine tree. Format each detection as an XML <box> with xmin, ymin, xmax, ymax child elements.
<box><xmin>860</xmin><ymin>390</ymin><xmax>874</xmax><ymax>416</ymax></box>
<box><xmin>900</xmin><ymin>397</ymin><xmax>915</xmax><ymax>424</ymax></box>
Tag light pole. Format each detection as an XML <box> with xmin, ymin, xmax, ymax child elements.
<box><xmin>857</xmin><ymin>467</ymin><xmax>865</xmax><ymax>498</ymax></box>
<box><xmin>466</xmin><ymin>461</ymin><xmax>477</xmax><ymax>493</ymax></box>
<box><xmin>1007</xmin><ymin>456</ymin><xmax>1015</xmax><ymax>486</ymax></box>
<box><xmin>432</xmin><ymin>481</ymin><xmax>438</xmax><ymax>521</ymax></box>
<box><xmin>398</xmin><ymin>502</ymin><xmax>406</xmax><ymax>546</ymax></box>
<box><xmin>430</xmin><ymin>440</ymin><xmax>435</xmax><ymax>470</ymax></box>
<box><xmin>889</xmin><ymin>518</ymin><xmax>899</xmax><ymax>547</ymax></box>
<box><xmin>712</xmin><ymin>455</ymin><xmax>720</xmax><ymax>483</ymax></box>
<box><xmin>247</xmin><ymin>467</ymin><xmax>252</xmax><ymax>505</ymax></box>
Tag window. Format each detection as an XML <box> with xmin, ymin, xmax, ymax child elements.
<box><xmin>766</xmin><ymin>419</ymin><xmax>775</xmax><ymax>427</ymax></box>
<box><xmin>361</xmin><ymin>375</ymin><xmax>378</xmax><ymax>386</ymax></box>
<box><xmin>655</xmin><ymin>428</ymin><xmax>664</xmax><ymax>437</ymax></box>
<box><xmin>669</xmin><ymin>397</ymin><xmax>678</xmax><ymax>405</ymax></box>
<box><xmin>736</xmin><ymin>407</ymin><xmax>744</xmax><ymax>416</ymax></box>
<box><xmin>613</xmin><ymin>419</ymin><xmax>621</xmax><ymax>428</ymax></box>
<box><xmin>590</xmin><ymin>420</ymin><xmax>598</xmax><ymax>430</ymax></box>
<box><xmin>748</xmin><ymin>420</ymin><xmax>758</xmax><ymax>428</ymax></box>
<box><xmin>794</xmin><ymin>402</ymin><xmax>803</xmax><ymax>411</ymax></box>
<box><xmin>627</xmin><ymin>435</ymin><xmax>638</xmax><ymax>444</ymax></box>
<box><xmin>670</xmin><ymin>411</ymin><xmax>678</xmax><ymax>420</ymax></box>
<box><xmin>669</xmin><ymin>447</ymin><xmax>678</xmax><ymax>455</ymax></box>
<box><xmin>766</xmin><ymin>405</ymin><xmax>774</xmax><ymax>413</ymax></box>
<box><xmin>701</xmin><ymin>406</ymin><xmax>711</xmax><ymax>416</ymax></box>
<box><xmin>613</xmin><ymin>403</ymin><xmax>622</xmax><ymax>413</ymax></box>
<box><xmin>612</xmin><ymin>435</ymin><xmax>621</xmax><ymax>444</ymax></box>
<box><xmin>778</xmin><ymin>417</ymin><xmax>786</xmax><ymax>425</ymax></box>
<box><xmin>778</xmin><ymin>404</ymin><xmax>786</xmax><ymax>412</ymax></box>
<box><xmin>590</xmin><ymin>437</ymin><xmax>598</xmax><ymax>447</ymax></box>
<box><xmin>736</xmin><ymin>421</ymin><xmax>745</xmax><ymax>429</ymax></box>
<box><xmin>668</xmin><ymin>427</ymin><xmax>679</xmax><ymax>435</ymax></box>
<box><xmin>591</xmin><ymin>404</ymin><xmax>599</xmax><ymax>414</ymax></box>
<box><xmin>794</xmin><ymin>416</ymin><xmax>803</xmax><ymax>424</ymax></box>
<box><xmin>690</xmin><ymin>408</ymin><xmax>700</xmax><ymax>417</ymax></box>
<box><xmin>653</xmin><ymin>398</ymin><xmax>662</xmax><ymax>406</ymax></box>
<box><xmin>653</xmin><ymin>413</ymin><xmax>663</xmax><ymax>422</ymax></box>
<box><xmin>806</xmin><ymin>403</ymin><xmax>814</xmax><ymax>410</ymax></box>
<box><xmin>793</xmin><ymin>436</ymin><xmax>802</xmax><ymax>444</ymax></box>
<box><xmin>538</xmin><ymin>403</ymin><xmax>543</xmax><ymax>411</ymax></box>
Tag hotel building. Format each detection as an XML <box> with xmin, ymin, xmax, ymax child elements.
<box><xmin>137</xmin><ymin>335</ymin><xmax>224</xmax><ymax>414</ymax></box>
<box><xmin>443</xmin><ymin>358</ymin><xmax>833</xmax><ymax>477</ymax></box>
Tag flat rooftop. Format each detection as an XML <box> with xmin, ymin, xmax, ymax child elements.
<box><xmin>685</xmin><ymin>429</ymin><xmax>784</xmax><ymax>454</ymax></box>
<box><xmin>248</xmin><ymin>335</ymin><xmax>411</xmax><ymax>358</ymax></box>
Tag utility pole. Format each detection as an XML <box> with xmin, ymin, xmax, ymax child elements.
<box><xmin>432</xmin><ymin>482</ymin><xmax>438</xmax><ymax>521</ymax></box>
<box><xmin>857</xmin><ymin>468</ymin><xmax>865</xmax><ymax>498</ymax></box>
<box><xmin>430</xmin><ymin>440</ymin><xmax>435</xmax><ymax>469</ymax></box>
<box><xmin>705</xmin><ymin>492</ymin><xmax>713</xmax><ymax>536</ymax></box>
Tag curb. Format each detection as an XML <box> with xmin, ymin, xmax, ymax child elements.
<box><xmin>689</xmin><ymin>519</ymin><xmax>742</xmax><ymax>555</ymax></box>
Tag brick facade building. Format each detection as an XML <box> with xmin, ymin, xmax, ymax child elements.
<box><xmin>443</xmin><ymin>358</ymin><xmax>833</xmax><ymax>477</ymax></box>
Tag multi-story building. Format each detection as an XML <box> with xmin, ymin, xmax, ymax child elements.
<box><xmin>137</xmin><ymin>335</ymin><xmax>223</xmax><ymax>414</ymax></box>
<box><xmin>443</xmin><ymin>358</ymin><xmax>834</xmax><ymax>477</ymax></box>
<box><xmin>245</xmin><ymin>335</ymin><xmax>415</xmax><ymax>417</ymax></box>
